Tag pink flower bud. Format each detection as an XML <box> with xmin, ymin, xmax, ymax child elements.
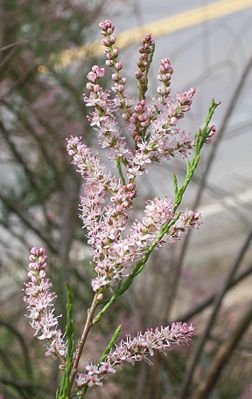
<box><xmin>101</xmin><ymin>38</ymin><xmax>110</xmax><ymax>47</ymax></box>
<box><xmin>170</xmin><ymin>117</ymin><xmax>177</xmax><ymax>125</ymax></box>
<box><xmin>97</xmin><ymin>293</ymin><xmax>104</xmax><ymax>301</ymax></box>
<box><xmin>115</xmin><ymin>61</ymin><xmax>123</xmax><ymax>71</ymax></box>
<box><xmin>112</xmin><ymin>48</ymin><xmax>119</xmax><ymax>57</ymax></box>
<box><xmin>109</xmin><ymin>36</ymin><xmax>116</xmax><ymax>45</ymax></box>
<box><xmin>105</xmin><ymin>60</ymin><xmax>113</xmax><ymax>67</ymax></box>
<box><xmin>86</xmin><ymin>82</ymin><xmax>94</xmax><ymax>91</ymax></box>
<box><xmin>112</xmin><ymin>73</ymin><xmax>119</xmax><ymax>82</ymax></box>
<box><xmin>93</xmin><ymin>84</ymin><xmax>100</xmax><ymax>93</ymax></box>
<box><xmin>87</xmin><ymin>71</ymin><xmax>97</xmax><ymax>82</ymax></box>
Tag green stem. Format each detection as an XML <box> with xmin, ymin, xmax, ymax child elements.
<box><xmin>116</xmin><ymin>157</ymin><xmax>126</xmax><ymax>185</ymax></box>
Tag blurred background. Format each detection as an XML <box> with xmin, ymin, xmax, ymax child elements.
<box><xmin>0</xmin><ymin>0</ymin><xmax>252</xmax><ymax>398</ymax></box>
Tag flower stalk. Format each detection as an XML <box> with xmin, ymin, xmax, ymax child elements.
<box><xmin>23</xmin><ymin>19</ymin><xmax>219</xmax><ymax>398</ymax></box>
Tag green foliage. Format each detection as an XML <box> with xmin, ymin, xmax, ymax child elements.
<box><xmin>56</xmin><ymin>285</ymin><xmax>74</xmax><ymax>399</ymax></box>
<box><xmin>99</xmin><ymin>324</ymin><xmax>122</xmax><ymax>363</ymax></box>
<box><xmin>174</xmin><ymin>99</ymin><xmax>219</xmax><ymax>209</ymax></box>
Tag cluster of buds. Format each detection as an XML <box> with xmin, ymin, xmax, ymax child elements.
<box><xmin>83</xmin><ymin>193</ymin><xmax>201</xmax><ymax>292</ymax></box>
<box><xmin>157</xmin><ymin>58</ymin><xmax>174</xmax><ymax>102</ymax></box>
<box><xmin>129</xmin><ymin>99</ymin><xmax>151</xmax><ymax>142</ymax></box>
<box><xmin>171</xmin><ymin>87</ymin><xmax>196</xmax><ymax>123</ymax></box>
<box><xmin>24</xmin><ymin>248</ymin><xmax>67</xmax><ymax>360</ymax></box>
<box><xmin>136</xmin><ymin>34</ymin><xmax>155</xmax><ymax>100</ymax></box>
<box><xmin>76</xmin><ymin>322</ymin><xmax>195</xmax><ymax>388</ymax></box>
<box><xmin>83</xmin><ymin>20</ymin><xmax>198</xmax><ymax>180</ymax></box>
<box><xmin>99</xmin><ymin>20</ymin><xmax>131</xmax><ymax>118</ymax></box>
<box><xmin>126</xmin><ymin>125</ymin><xmax>193</xmax><ymax>178</ymax></box>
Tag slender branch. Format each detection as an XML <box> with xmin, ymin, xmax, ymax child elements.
<box><xmin>0</xmin><ymin>119</ymin><xmax>55</xmax><ymax>232</ymax></box>
<box><xmin>0</xmin><ymin>320</ymin><xmax>33</xmax><ymax>380</ymax></box>
<box><xmin>174</xmin><ymin>263</ymin><xmax>252</xmax><ymax>323</ymax></box>
<box><xmin>2</xmin><ymin>98</ymin><xmax>62</xmax><ymax>190</ymax></box>
<box><xmin>179</xmin><ymin>226</ymin><xmax>252</xmax><ymax>398</ymax></box>
<box><xmin>192</xmin><ymin>302</ymin><xmax>252</xmax><ymax>399</ymax></box>
<box><xmin>0</xmin><ymin>219</ymin><xmax>29</xmax><ymax>248</ymax></box>
<box><xmin>0</xmin><ymin>192</ymin><xmax>57</xmax><ymax>253</ymax></box>
<box><xmin>67</xmin><ymin>294</ymin><xmax>98</xmax><ymax>397</ymax></box>
<box><xmin>0</xmin><ymin>375</ymin><xmax>50</xmax><ymax>396</ymax></box>
<box><xmin>0</xmin><ymin>120</ymin><xmax>38</xmax><ymax>190</ymax></box>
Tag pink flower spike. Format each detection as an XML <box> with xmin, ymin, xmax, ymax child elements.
<box><xmin>157</xmin><ymin>58</ymin><xmax>173</xmax><ymax>102</ymax></box>
<box><xmin>75</xmin><ymin>322</ymin><xmax>195</xmax><ymax>390</ymax></box>
<box><xmin>24</xmin><ymin>247</ymin><xmax>67</xmax><ymax>362</ymax></box>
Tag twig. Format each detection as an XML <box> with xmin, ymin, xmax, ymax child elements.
<box><xmin>179</xmin><ymin>226</ymin><xmax>252</xmax><ymax>398</ymax></box>
<box><xmin>174</xmin><ymin>263</ymin><xmax>252</xmax><ymax>323</ymax></box>
<box><xmin>0</xmin><ymin>375</ymin><xmax>49</xmax><ymax>397</ymax></box>
<box><xmin>0</xmin><ymin>120</ymin><xmax>38</xmax><ymax>190</ymax></box>
<box><xmin>67</xmin><ymin>295</ymin><xmax>98</xmax><ymax>397</ymax></box>
<box><xmin>192</xmin><ymin>302</ymin><xmax>252</xmax><ymax>399</ymax></box>
<box><xmin>0</xmin><ymin>192</ymin><xmax>57</xmax><ymax>253</ymax></box>
<box><xmin>0</xmin><ymin>320</ymin><xmax>33</xmax><ymax>380</ymax></box>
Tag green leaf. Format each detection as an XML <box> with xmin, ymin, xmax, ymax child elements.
<box><xmin>173</xmin><ymin>174</ymin><xmax>179</xmax><ymax>196</ymax></box>
<box><xmin>99</xmin><ymin>325</ymin><xmax>122</xmax><ymax>363</ymax></box>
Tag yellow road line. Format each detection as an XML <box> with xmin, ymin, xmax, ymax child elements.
<box><xmin>40</xmin><ymin>0</ymin><xmax>252</xmax><ymax>71</ymax></box>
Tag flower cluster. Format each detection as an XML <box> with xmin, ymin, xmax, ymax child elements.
<box><xmin>23</xmin><ymin>19</ymin><xmax>217</xmax><ymax>397</ymax></box>
<box><xmin>66</xmin><ymin>136</ymin><xmax>119</xmax><ymax>193</ymax></box>
<box><xmin>76</xmin><ymin>322</ymin><xmax>195</xmax><ymax>388</ymax></box>
<box><xmin>65</xmin><ymin>19</ymin><xmax>202</xmax><ymax>292</ymax></box>
<box><xmin>84</xmin><ymin>65</ymin><xmax>132</xmax><ymax>162</ymax></box>
<box><xmin>82</xmin><ymin>20</ymin><xmax>196</xmax><ymax>181</ymax></box>
<box><xmin>24</xmin><ymin>247</ymin><xmax>67</xmax><ymax>360</ymax></box>
<box><xmin>170</xmin><ymin>210</ymin><xmax>201</xmax><ymax>240</ymax></box>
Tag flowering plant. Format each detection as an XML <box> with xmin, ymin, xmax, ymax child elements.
<box><xmin>23</xmin><ymin>20</ymin><xmax>218</xmax><ymax>398</ymax></box>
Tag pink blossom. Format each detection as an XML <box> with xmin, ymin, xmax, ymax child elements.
<box><xmin>90</xmin><ymin>198</ymin><xmax>201</xmax><ymax>291</ymax></box>
<box><xmin>24</xmin><ymin>247</ymin><xmax>67</xmax><ymax>360</ymax></box>
<box><xmin>126</xmin><ymin>122</ymin><xmax>193</xmax><ymax>178</ymax></box>
<box><xmin>66</xmin><ymin>136</ymin><xmax>119</xmax><ymax>192</ymax></box>
<box><xmin>66</xmin><ymin>21</ymin><xmax>204</xmax><ymax>292</ymax></box>
<box><xmin>170</xmin><ymin>210</ymin><xmax>202</xmax><ymax>240</ymax></box>
<box><xmin>76</xmin><ymin>322</ymin><xmax>195</xmax><ymax>388</ymax></box>
<box><xmin>84</xmin><ymin>65</ymin><xmax>133</xmax><ymax>163</ymax></box>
